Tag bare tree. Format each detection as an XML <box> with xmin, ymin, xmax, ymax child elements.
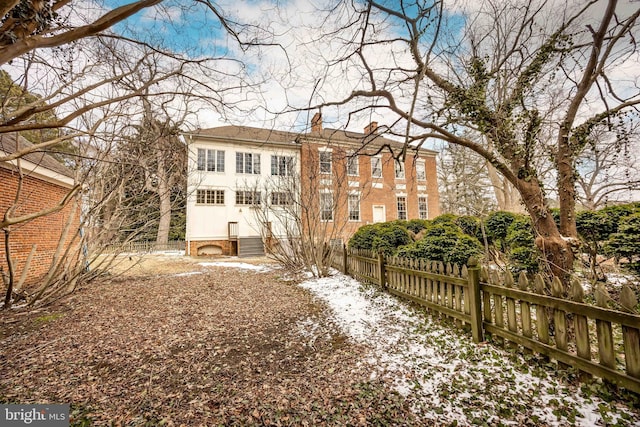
<box><xmin>303</xmin><ymin>0</ymin><xmax>640</xmax><ymax>281</ymax></box>
<box><xmin>576</xmin><ymin>126</ymin><xmax>640</xmax><ymax>210</ymax></box>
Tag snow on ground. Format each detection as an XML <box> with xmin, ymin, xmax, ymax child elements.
<box><xmin>199</xmin><ymin>261</ymin><xmax>272</xmax><ymax>272</ymax></box>
<box><xmin>299</xmin><ymin>272</ymin><xmax>638</xmax><ymax>426</ymax></box>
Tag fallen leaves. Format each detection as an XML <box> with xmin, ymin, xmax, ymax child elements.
<box><xmin>0</xmin><ymin>262</ymin><xmax>415</xmax><ymax>425</ymax></box>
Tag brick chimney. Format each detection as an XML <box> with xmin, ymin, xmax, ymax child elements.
<box><xmin>311</xmin><ymin>112</ymin><xmax>322</xmax><ymax>132</ymax></box>
<box><xmin>364</xmin><ymin>121</ymin><xmax>378</xmax><ymax>134</ymax></box>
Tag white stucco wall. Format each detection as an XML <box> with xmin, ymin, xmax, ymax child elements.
<box><xmin>185</xmin><ymin>136</ymin><xmax>301</xmax><ymax>242</ymax></box>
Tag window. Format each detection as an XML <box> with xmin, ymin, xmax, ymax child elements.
<box><xmin>371</xmin><ymin>156</ymin><xmax>382</xmax><ymax>178</ymax></box>
<box><xmin>347</xmin><ymin>154</ymin><xmax>359</xmax><ymax>176</ymax></box>
<box><xmin>397</xmin><ymin>196</ymin><xmax>407</xmax><ymax>220</ymax></box>
<box><xmin>319</xmin><ymin>151</ymin><xmax>332</xmax><ymax>174</ymax></box>
<box><xmin>320</xmin><ymin>192</ymin><xmax>333</xmax><ymax>221</ymax></box>
<box><xmin>236</xmin><ymin>190</ymin><xmax>261</xmax><ymax>205</ymax></box>
<box><xmin>348</xmin><ymin>194</ymin><xmax>360</xmax><ymax>221</ymax></box>
<box><xmin>236</xmin><ymin>152</ymin><xmax>261</xmax><ymax>174</ymax></box>
<box><xmin>197</xmin><ymin>149</ymin><xmax>225</xmax><ymax>172</ymax></box>
<box><xmin>416</xmin><ymin>160</ymin><xmax>426</xmax><ymax>181</ymax></box>
<box><xmin>419</xmin><ymin>196</ymin><xmax>428</xmax><ymax>219</ymax></box>
<box><xmin>395</xmin><ymin>161</ymin><xmax>405</xmax><ymax>179</ymax></box>
<box><xmin>271</xmin><ymin>191</ymin><xmax>292</xmax><ymax>206</ymax></box>
<box><xmin>196</xmin><ymin>189</ymin><xmax>224</xmax><ymax>205</ymax></box>
<box><xmin>271</xmin><ymin>155</ymin><xmax>294</xmax><ymax>176</ymax></box>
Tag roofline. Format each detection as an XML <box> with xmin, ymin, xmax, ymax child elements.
<box><xmin>184</xmin><ymin>127</ymin><xmax>439</xmax><ymax>156</ymax></box>
<box><xmin>0</xmin><ymin>151</ymin><xmax>75</xmax><ymax>188</ymax></box>
<box><xmin>182</xmin><ymin>131</ymin><xmax>301</xmax><ymax>151</ymax></box>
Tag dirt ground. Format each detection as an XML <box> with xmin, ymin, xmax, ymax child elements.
<box><xmin>0</xmin><ymin>255</ymin><xmax>416</xmax><ymax>426</ymax></box>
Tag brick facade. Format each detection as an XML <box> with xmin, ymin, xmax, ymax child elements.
<box><xmin>0</xmin><ymin>166</ymin><xmax>79</xmax><ymax>287</ymax></box>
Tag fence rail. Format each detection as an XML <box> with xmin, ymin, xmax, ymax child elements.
<box><xmin>331</xmin><ymin>244</ymin><xmax>640</xmax><ymax>394</ymax></box>
<box><xmin>101</xmin><ymin>240</ymin><xmax>186</xmax><ymax>254</ymax></box>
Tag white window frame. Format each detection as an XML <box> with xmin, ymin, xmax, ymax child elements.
<box><xmin>271</xmin><ymin>155</ymin><xmax>295</xmax><ymax>176</ymax></box>
<box><xmin>395</xmin><ymin>160</ymin><xmax>405</xmax><ymax>179</ymax></box>
<box><xmin>236</xmin><ymin>152</ymin><xmax>261</xmax><ymax>175</ymax></box>
<box><xmin>320</xmin><ymin>191</ymin><xmax>333</xmax><ymax>221</ymax></box>
<box><xmin>271</xmin><ymin>191</ymin><xmax>293</xmax><ymax>206</ymax></box>
<box><xmin>347</xmin><ymin>153</ymin><xmax>359</xmax><ymax>176</ymax></box>
<box><xmin>371</xmin><ymin>156</ymin><xmax>382</xmax><ymax>178</ymax></box>
<box><xmin>196</xmin><ymin>189</ymin><xmax>225</xmax><ymax>205</ymax></box>
<box><xmin>235</xmin><ymin>190</ymin><xmax>262</xmax><ymax>206</ymax></box>
<box><xmin>418</xmin><ymin>196</ymin><xmax>428</xmax><ymax>219</ymax></box>
<box><xmin>348</xmin><ymin>193</ymin><xmax>360</xmax><ymax>221</ymax></box>
<box><xmin>197</xmin><ymin>149</ymin><xmax>225</xmax><ymax>172</ymax></box>
<box><xmin>416</xmin><ymin>159</ymin><xmax>426</xmax><ymax>181</ymax></box>
<box><xmin>319</xmin><ymin>151</ymin><xmax>332</xmax><ymax>174</ymax></box>
<box><xmin>397</xmin><ymin>196</ymin><xmax>407</xmax><ymax>220</ymax></box>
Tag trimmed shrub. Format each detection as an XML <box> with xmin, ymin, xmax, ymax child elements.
<box><xmin>604</xmin><ymin>212</ymin><xmax>640</xmax><ymax>267</ymax></box>
<box><xmin>349</xmin><ymin>222</ymin><xmax>411</xmax><ymax>255</ymax></box>
<box><xmin>406</xmin><ymin>218</ymin><xmax>430</xmax><ymax>234</ymax></box>
<box><xmin>484</xmin><ymin>211</ymin><xmax>517</xmax><ymax>247</ymax></box>
<box><xmin>505</xmin><ymin>216</ymin><xmax>539</xmax><ymax>273</ymax></box>
<box><xmin>455</xmin><ymin>215</ymin><xmax>482</xmax><ymax>240</ymax></box>
<box><xmin>397</xmin><ymin>223</ymin><xmax>483</xmax><ymax>266</ymax></box>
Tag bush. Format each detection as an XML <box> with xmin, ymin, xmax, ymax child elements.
<box><xmin>484</xmin><ymin>211</ymin><xmax>517</xmax><ymax>247</ymax></box>
<box><xmin>349</xmin><ymin>222</ymin><xmax>411</xmax><ymax>255</ymax></box>
<box><xmin>406</xmin><ymin>219</ymin><xmax>430</xmax><ymax>234</ymax></box>
<box><xmin>455</xmin><ymin>215</ymin><xmax>482</xmax><ymax>240</ymax></box>
<box><xmin>504</xmin><ymin>216</ymin><xmax>539</xmax><ymax>273</ymax></box>
<box><xmin>397</xmin><ymin>223</ymin><xmax>483</xmax><ymax>266</ymax></box>
<box><xmin>604</xmin><ymin>212</ymin><xmax>640</xmax><ymax>263</ymax></box>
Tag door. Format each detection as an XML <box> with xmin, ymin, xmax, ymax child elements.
<box><xmin>372</xmin><ymin>205</ymin><xmax>385</xmax><ymax>223</ymax></box>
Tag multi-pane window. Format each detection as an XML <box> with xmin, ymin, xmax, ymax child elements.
<box><xmin>348</xmin><ymin>194</ymin><xmax>360</xmax><ymax>221</ymax></box>
<box><xmin>197</xmin><ymin>149</ymin><xmax>225</xmax><ymax>172</ymax></box>
<box><xmin>395</xmin><ymin>160</ymin><xmax>405</xmax><ymax>179</ymax></box>
<box><xmin>319</xmin><ymin>151</ymin><xmax>332</xmax><ymax>174</ymax></box>
<box><xmin>347</xmin><ymin>154</ymin><xmax>359</xmax><ymax>176</ymax></box>
<box><xmin>271</xmin><ymin>191</ymin><xmax>292</xmax><ymax>206</ymax></box>
<box><xmin>418</xmin><ymin>196</ymin><xmax>428</xmax><ymax>219</ymax></box>
<box><xmin>416</xmin><ymin>160</ymin><xmax>426</xmax><ymax>181</ymax></box>
<box><xmin>371</xmin><ymin>156</ymin><xmax>382</xmax><ymax>178</ymax></box>
<box><xmin>320</xmin><ymin>192</ymin><xmax>333</xmax><ymax>221</ymax></box>
<box><xmin>196</xmin><ymin>189</ymin><xmax>225</xmax><ymax>205</ymax></box>
<box><xmin>235</xmin><ymin>190</ymin><xmax>261</xmax><ymax>205</ymax></box>
<box><xmin>271</xmin><ymin>155</ymin><xmax>294</xmax><ymax>176</ymax></box>
<box><xmin>236</xmin><ymin>152</ymin><xmax>261</xmax><ymax>174</ymax></box>
<box><xmin>397</xmin><ymin>196</ymin><xmax>407</xmax><ymax>220</ymax></box>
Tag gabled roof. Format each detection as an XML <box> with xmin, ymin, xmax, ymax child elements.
<box><xmin>0</xmin><ymin>133</ymin><xmax>74</xmax><ymax>178</ymax></box>
<box><xmin>185</xmin><ymin>126</ymin><xmax>300</xmax><ymax>145</ymax></box>
<box><xmin>186</xmin><ymin>125</ymin><xmax>438</xmax><ymax>155</ymax></box>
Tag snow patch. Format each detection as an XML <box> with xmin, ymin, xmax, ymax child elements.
<box><xmin>199</xmin><ymin>262</ymin><xmax>272</xmax><ymax>272</ymax></box>
<box><xmin>298</xmin><ymin>272</ymin><xmax>637</xmax><ymax>426</ymax></box>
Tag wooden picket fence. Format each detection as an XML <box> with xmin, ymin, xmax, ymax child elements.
<box><xmin>331</xmin><ymin>245</ymin><xmax>640</xmax><ymax>394</ymax></box>
<box><xmin>102</xmin><ymin>240</ymin><xmax>186</xmax><ymax>254</ymax></box>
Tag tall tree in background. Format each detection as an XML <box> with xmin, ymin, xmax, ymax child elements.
<box><xmin>307</xmin><ymin>0</ymin><xmax>640</xmax><ymax>281</ymax></box>
<box><xmin>438</xmin><ymin>142</ymin><xmax>497</xmax><ymax>216</ymax></box>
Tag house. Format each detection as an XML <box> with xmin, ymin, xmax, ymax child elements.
<box><xmin>184</xmin><ymin>114</ymin><xmax>440</xmax><ymax>257</ymax></box>
<box><xmin>0</xmin><ymin>133</ymin><xmax>79</xmax><ymax>286</ymax></box>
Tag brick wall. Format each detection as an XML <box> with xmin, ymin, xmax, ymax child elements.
<box><xmin>0</xmin><ymin>167</ymin><xmax>80</xmax><ymax>287</ymax></box>
<box><xmin>300</xmin><ymin>141</ymin><xmax>441</xmax><ymax>244</ymax></box>
<box><xmin>188</xmin><ymin>239</ymin><xmax>235</xmax><ymax>256</ymax></box>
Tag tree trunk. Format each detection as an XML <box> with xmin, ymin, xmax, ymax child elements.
<box><xmin>155</xmin><ymin>148</ymin><xmax>171</xmax><ymax>246</ymax></box>
<box><xmin>518</xmin><ymin>179</ymin><xmax>574</xmax><ymax>285</ymax></box>
<box><xmin>557</xmin><ymin>140</ymin><xmax>578</xmax><ymax>237</ymax></box>
<box><xmin>486</xmin><ymin>161</ymin><xmax>525</xmax><ymax>213</ymax></box>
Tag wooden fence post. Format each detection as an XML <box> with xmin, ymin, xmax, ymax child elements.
<box><xmin>378</xmin><ymin>252</ymin><xmax>386</xmax><ymax>289</ymax></box>
<box><xmin>342</xmin><ymin>243</ymin><xmax>349</xmax><ymax>276</ymax></box>
<box><xmin>467</xmin><ymin>256</ymin><xmax>484</xmax><ymax>343</ymax></box>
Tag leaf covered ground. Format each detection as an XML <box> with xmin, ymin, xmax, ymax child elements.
<box><xmin>1</xmin><ymin>253</ymin><xmax>639</xmax><ymax>426</ymax></box>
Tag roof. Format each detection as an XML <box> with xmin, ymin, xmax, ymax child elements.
<box><xmin>186</xmin><ymin>125</ymin><xmax>438</xmax><ymax>155</ymax></box>
<box><xmin>0</xmin><ymin>133</ymin><xmax>74</xmax><ymax>178</ymax></box>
